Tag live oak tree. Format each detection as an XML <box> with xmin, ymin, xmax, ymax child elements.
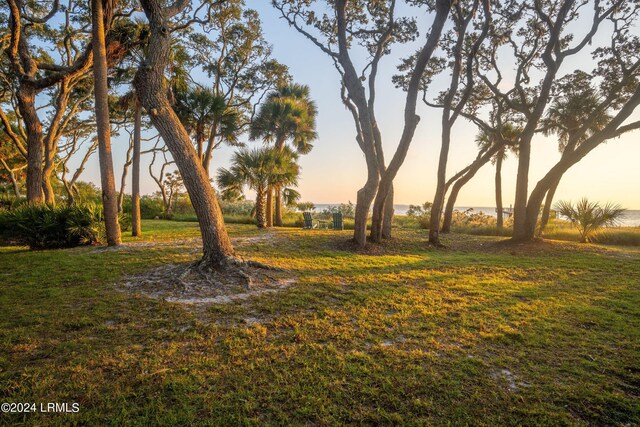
<box><xmin>134</xmin><ymin>0</ymin><xmax>241</xmax><ymax>269</ymax></box>
<box><xmin>402</xmin><ymin>0</ymin><xmax>491</xmax><ymax>246</ymax></box>
<box><xmin>273</xmin><ymin>0</ymin><xmax>452</xmax><ymax>247</ymax></box>
<box><xmin>537</xmin><ymin>72</ymin><xmax>611</xmax><ymax>235</ymax></box>
<box><xmin>0</xmin><ymin>0</ymin><xmax>132</xmax><ymax>205</ymax></box>
<box><xmin>475</xmin><ymin>0</ymin><xmax>640</xmax><ymax>241</ymax></box>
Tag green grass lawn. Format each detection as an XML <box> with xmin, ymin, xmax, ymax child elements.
<box><xmin>1</xmin><ymin>220</ymin><xmax>639</xmax><ymax>425</ymax></box>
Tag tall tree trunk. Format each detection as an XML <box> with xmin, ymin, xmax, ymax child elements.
<box><xmin>369</xmin><ymin>0</ymin><xmax>450</xmax><ymax>243</ymax></box>
<box><xmin>382</xmin><ymin>184</ymin><xmax>394</xmax><ymax>239</ymax></box>
<box><xmin>134</xmin><ymin>0</ymin><xmax>234</xmax><ymax>266</ymax></box>
<box><xmin>538</xmin><ymin>177</ymin><xmax>560</xmax><ymax>236</ymax></box>
<box><xmin>18</xmin><ymin>86</ymin><xmax>45</xmax><ymax>204</ymax></box>
<box><xmin>131</xmin><ymin>102</ymin><xmax>142</xmax><ymax>236</ymax></box>
<box><xmin>274</xmin><ymin>186</ymin><xmax>283</xmax><ymax>227</ymax></box>
<box><xmin>495</xmin><ymin>154</ymin><xmax>503</xmax><ymax>228</ymax></box>
<box><xmin>429</xmin><ymin>120</ymin><xmax>453</xmax><ymax>245</ymax></box>
<box><xmin>92</xmin><ymin>0</ymin><xmax>121</xmax><ymax>246</ymax></box>
<box><xmin>255</xmin><ymin>187</ymin><xmax>266</xmax><ymax>228</ymax></box>
<box><xmin>266</xmin><ymin>187</ymin><xmax>273</xmax><ymax>227</ymax></box>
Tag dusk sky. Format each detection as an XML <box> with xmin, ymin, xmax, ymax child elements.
<box><xmin>75</xmin><ymin>1</ymin><xmax>640</xmax><ymax>209</ymax></box>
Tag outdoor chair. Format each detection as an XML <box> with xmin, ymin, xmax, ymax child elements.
<box><xmin>302</xmin><ymin>212</ymin><xmax>318</xmax><ymax>229</ymax></box>
<box><xmin>332</xmin><ymin>212</ymin><xmax>344</xmax><ymax>230</ymax></box>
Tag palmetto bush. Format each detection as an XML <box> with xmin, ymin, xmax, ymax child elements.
<box><xmin>555</xmin><ymin>198</ymin><xmax>625</xmax><ymax>243</ymax></box>
<box><xmin>0</xmin><ymin>204</ymin><xmax>104</xmax><ymax>249</ymax></box>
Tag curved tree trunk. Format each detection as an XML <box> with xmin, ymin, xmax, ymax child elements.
<box><xmin>369</xmin><ymin>1</ymin><xmax>450</xmax><ymax>243</ymax></box>
<box><xmin>538</xmin><ymin>177</ymin><xmax>560</xmax><ymax>236</ymax></box>
<box><xmin>134</xmin><ymin>0</ymin><xmax>234</xmax><ymax>266</ymax></box>
<box><xmin>442</xmin><ymin>146</ymin><xmax>497</xmax><ymax>232</ymax></box>
<box><xmin>0</xmin><ymin>159</ymin><xmax>21</xmax><ymax>198</ymax></box>
<box><xmin>92</xmin><ymin>0</ymin><xmax>121</xmax><ymax>246</ymax></box>
<box><xmin>118</xmin><ymin>141</ymin><xmax>133</xmax><ymax>213</ymax></box>
<box><xmin>495</xmin><ymin>154</ymin><xmax>503</xmax><ymax>228</ymax></box>
<box><xmin>131</xmin><ymin>102</ymin><xmax>142</xmax><ymax>236</ymax></box>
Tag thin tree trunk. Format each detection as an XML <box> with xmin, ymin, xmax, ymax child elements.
<box><xmin>538</xmin><ymin>177</ymin><xmax>560</xmax><ymax>236</ymax></box>
<box><xmin>274</xmin><ymin>186</ymin><xmax>283</xmax><ymax>227</ymax></box>
<box><xmin>442</xmin><ymin>146</ymin><xmax>497</xmax><ymax>232</ymax></box>
<box><xmin>369</xmin><ymin>0</ymin><xmax>450</xmax><ymax>242</ymax></box>
<box><xmin>255</xmin><ymin>187</ymin><xmax>266</xmax><ymax>228</ymax></box>
<box><xmin>495</xmin><ymin>154</ymin><xmax>503</xmax><ymax>228</ymax></box>
<box><xmin>429</xmin><ymin>121</ymin><xmax>453</xmax><ymax>245</ymax></box>
<box><xmin>118</xmin><ymin>141</ymin><xmax>134</xmax><ymax>212</ymax></box>
<box><xmin>131</xmin><ymin>102</ymin><xmax>142</xmax><ymax>236</ymax></box>
<box><xmin>134</xmin><ymin>0</ymin><xmax>234</xmax><ymax>266</ymax></box>
<box><xmin>92</xmin><ymin>0</ymin><xmax>121</xmax><ymax>246</ymax></box>
<box><xmin>266</xmin><ymin>187</ymin><xmax>273</xmax><ymax>227</ymax></box>
<box><xmin>0</xmin><ymin>159</ymin><xmax>21</xmax><ymax>198</ymax></box>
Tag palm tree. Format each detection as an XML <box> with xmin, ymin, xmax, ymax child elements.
<box><xmin>555</xmin><ymin>199</ymin><xmax>625</xmax><ymax>243</ymax></box>
<box><xmin>538</xmin><ymin>81</ymin><xmax>611</xmax><ymax>234</ymax></box>
<box><xmin>217</xmin><ymin>147</ymin><xmax>300</xmax><ymax>229</ymax></box>
<box><xmin>174</xmin><ymin>86</ymin><xmax>242</xmax><ymax>175</ymax></box>
<box><xmin>91</xmin><ymin>0</ymin><xmax>121</xmax><ymax>246</ymax></box>
<box><xmin>250</xmin><ymin>83</ymin><xmax>317</xmax><ymax>226</ymax></box>
<box><xmin>475</xmin><ymin>123</ymin><xmax>521</xmax><ymax>228</ymax></box>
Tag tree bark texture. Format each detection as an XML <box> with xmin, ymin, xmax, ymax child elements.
<box><xmin>132</xmin><ymin>102</ymin><xmax>142</xmax><ymax>236</ymax></box>
<box><xmin>134</xmin><ymin>0</ymin><xmax>234</xmax><ymax>266</ymax></box>
<box><xmin>92</xmin><ymin>0</ymin><xmax>121</xmax><ymax>246</ymax></box>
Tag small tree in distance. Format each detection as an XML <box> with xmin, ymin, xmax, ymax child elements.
<box><xmin>555</xmin><ymin>199</ymin><xmax>625</xmax><ymax>243</ymax></box>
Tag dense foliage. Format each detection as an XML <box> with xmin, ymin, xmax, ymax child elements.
<box><xmin>0</xmin><ymin>204</ymin><xmax>105</xmax><ymax>249</ymax></box>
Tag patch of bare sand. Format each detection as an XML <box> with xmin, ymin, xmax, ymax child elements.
<box><xmin>116</xmin><ymin>230</ymin><xmax>294</xmax><ymax>309</ymax></box>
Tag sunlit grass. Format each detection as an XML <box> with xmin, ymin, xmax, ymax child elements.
<box><xmin>1</xmin><ymin>220</ymin><xmax>639</xmax><ymax>425</ymax></box>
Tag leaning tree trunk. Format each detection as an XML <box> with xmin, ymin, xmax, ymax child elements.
<box><xmin>0</xmin><ymin>159</ymin><xmax>22</xmax><ymax>198</ymax></box>
<box><xmin>131</xmin><ymin>102</ymin><xmax>142</xmax><ymax>236</ymax></box>
<box><xmin>118</xmin><ymin>142</ymin><xmax>133</xmax><ymax>213</ymax></box>
<box><xmin>441</xmin><ymin>147</ymin><xmax>497</xmax><ymax>233</ymax></box>
<box><xmin>538</xmin><ymin>177</ymin><xmax>560</xmax><ymax>236</ymax></box>
<box><xmin>92</xmin><ymin>0</ymin><xmax>121</xmax><ymax>246</ymax></box>
<box><xmin>495</xmin><ymin>154</ymin><xmax>504</xmax><ymax>229</ymax></box>
<box><xmin>134</xmin><ymin>0</ymin><xmax>234</xmax><ymax>266</ymax></box>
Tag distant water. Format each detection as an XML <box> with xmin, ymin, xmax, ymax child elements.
<box><xmin>312</xmin><ymin>204</ymin><xmax>640</xmax><ymax>227</ymax></box>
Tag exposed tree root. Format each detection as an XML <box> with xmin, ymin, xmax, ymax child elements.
<box><xmin>119</xmin><ymin>255</ymin><xmax>291</xmax><ymax>308</ymax></box>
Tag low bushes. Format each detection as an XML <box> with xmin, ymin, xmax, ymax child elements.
<box><xmin>0</xmin><ymin>204</ymin><xmax>104</xmax><ymax>249</ymax></box>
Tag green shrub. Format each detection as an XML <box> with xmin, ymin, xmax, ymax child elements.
<box><xmin>140</xmin><ymin>196</ymin><xmax>165</xmax><ymax>219</ymax></box>
<box><xmin>118</xmin><ymin>212</ymin><xmax>132</xmax><ymax>232</ymax></box>
<box><xmin>0</xmin><ymin>204</ymin><xmax>104</xmax><ymax>249</ymax></box>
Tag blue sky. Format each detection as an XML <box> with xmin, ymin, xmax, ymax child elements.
<box><xmin>75</xmin><ymin>1</ymin><xmax>640</xmax><ymax>209</ymax></box>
